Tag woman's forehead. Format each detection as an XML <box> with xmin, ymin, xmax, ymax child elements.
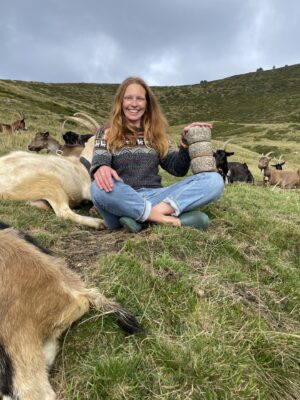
<box><xmin>124</xmin><ymin>83</ymin><xmax>146</xmax><ymax>95</ymax></box>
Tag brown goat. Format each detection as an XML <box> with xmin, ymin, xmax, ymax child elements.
<box><xmin>0</xmin><ymin>222</ymin><xmax>143</xmax><ymax>400</ymax></box>
<box><xmin>0</xmin><ymin>115</ymin><xmax>27</xmax><ymax>134</ymax></box>
<box><xmin>28</xmin><ymin>131</ymin><xmax>84</xmax><ymax>157</ymax></box>
<box><xmin>258</xmin><ymin>153</ymin><xmax>300</xmax><ymax>188</ymax></box>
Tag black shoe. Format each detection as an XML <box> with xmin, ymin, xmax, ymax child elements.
<box><xmin>179</xmin><ymin>211</ymin><xmax>210</xmax><ymax>231</ymax></box>
<box><xmin>119</xmin><ymin>217</ymin><xmax>142</xmax><ymax>233</ymax></box>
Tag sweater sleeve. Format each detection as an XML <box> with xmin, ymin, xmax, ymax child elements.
<box><xmin>90</xmin><ymin>126</ymin><xmax>112</xmax><ymax>178</ymax></box>
<box><xmin>159</xmin><ymin>145</ymin><xmax>191</xmax><ymax>177</ymax></box>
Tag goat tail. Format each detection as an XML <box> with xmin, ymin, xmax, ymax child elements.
<box><xmin>86</xmin><ymin>288</ymin><xmax>144</xmax><ymax>335</ymax></box>
<box><xmin>0</xmin><ymin>343</ymin><xmax>15</xmax><ymax>399</ymax></box>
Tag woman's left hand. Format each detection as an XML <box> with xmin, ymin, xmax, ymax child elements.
<box><xmin>180</xmin><ymin>122</ymin><xmax>213</xmax><ymax>148</ymax></box>
<box><xmin>183</xmin><ymin>122</ymin><xmax>213</xmax><ymax>134</ymax></box>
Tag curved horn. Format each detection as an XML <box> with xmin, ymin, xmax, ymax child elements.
<box><xmin>265</xmin><ymin>151</ymin><xmax>274</xmax><ymax>157</ymax></box>
<box><xmin>73</xmin><ymin>112</ymin><xmax>100</xmax><ymax>130</ymax></box>
<box><xmin>277</xmin><ymin>154</ymin><xmax>284</xmax><ymax>163</ymax></box>
<box><xmin>62</xmin><ymin>116</ymin><xmax>99</xmax><ymax>134</ymax></box>
<box><xmin>60</xmin><ymin>119</ymin><xmax>68</xmax><ymax>135</ymax></box>
<box><xmin>223</xmin><ymin>138</ymin><xmax>232</xmax><ymax>150</ymax></box>
<box><xmin>15</xmin><ymin>110</ymin><xmax>24</xmax><ymax>119</ymax></box>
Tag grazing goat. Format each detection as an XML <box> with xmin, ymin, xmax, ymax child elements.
<box><xmin>0</xmin><ymin>222</ymin><xmax>143</xmax><ymax>400</ymax></box>
<box><xmin>0</xmin><ymin>136</ymin><xmax>103</xmax><ymax>229</ymax></box>
<box><xmin>258</xmin><ymin>153</ymin><xmax>300</xmax><ymax>188</ymax></box>
<box><xmin>213</xmin><ymin>140</ymin><xmax>254</xmax><ymax>184</ymax></box>
<box><xmin>0</xmin><ymin>113</ymin><xmax>27</xmax><ymax>134</ymax></box>
<box><xmin>28</xmin><ymin>131</ymin><xmax>85</xmax><ymax>157</ymax></box>
<box><xmin>63</xmin><ymin>130</ymin><xmax>94</xmax><ymax>145</ymax></box>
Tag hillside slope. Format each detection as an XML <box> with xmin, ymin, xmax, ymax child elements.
<box><xmin>1</xmin><ymin>63</ymin><xmax>300</xmax><ymax>126</ymax></box>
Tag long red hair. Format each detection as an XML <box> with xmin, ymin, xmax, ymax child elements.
<box><xmin>106</xmin><ymin>77</ymin><xmax>169</xmax><ymax>157</ymax></box>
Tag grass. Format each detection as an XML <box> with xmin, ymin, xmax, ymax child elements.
<box><xmin>0</xmin><ymin>67</ymin><xmax>300</xmax><ymax>399</ymax></box>
<box><xmin>50</xmin><ymin>184</ymin><xmax>300</xmax><ymax>399</ymax></box>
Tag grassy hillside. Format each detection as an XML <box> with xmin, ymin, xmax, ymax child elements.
<box><xmin>0</xmin><ymin>66</ymin><xmax>299</xmax><ymax>399</ymax></box>
<box><xmin>1</xmin><ymin>64</ymin><xmax>300</xmax><ymax>163</ymax></box>
<box><xmin>1</xmin><ymin>63</ymin><xmax>300</xmax><ymax>126</ymax></box>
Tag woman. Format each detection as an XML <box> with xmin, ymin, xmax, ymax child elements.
<box><xmin>90</xmin><ymin>76</ymin><xmax>224</xmax><ymax>232</ymax></box>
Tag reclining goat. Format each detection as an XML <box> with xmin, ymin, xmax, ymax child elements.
<box><xmin>0</xmin><ymin>222</ymin><xmax>143</xmax><ymax>400</ymax></box>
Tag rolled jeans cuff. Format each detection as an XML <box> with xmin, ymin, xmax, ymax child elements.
<box><xmin>138</xmin><ymin>199</ymin><xmax>152</xmax><ymax>222</ymax></box>
<box><xmin>163</xmin><ymin>197</ymin><xmax>181</xmax><ymax>216</ymax></box>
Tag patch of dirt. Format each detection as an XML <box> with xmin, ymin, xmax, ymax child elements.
<box><xmin>55</xmin><ymin>228</ymin><xmax>134</xmax><ymax>274</ymax></box>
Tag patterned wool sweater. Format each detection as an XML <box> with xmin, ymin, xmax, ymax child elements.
<box><xmin>90</xmin><ymin>127</ymin><xmax>191</xmax><ymax>189</ymax></box>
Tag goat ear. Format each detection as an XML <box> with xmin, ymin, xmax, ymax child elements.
<box><xmin>226</xmin><ymin>151</ymin><xmax>234</xmax><ymax>156</ymax></box>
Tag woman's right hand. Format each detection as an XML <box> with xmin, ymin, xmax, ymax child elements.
<box><xmin>94</xmin><ymin>165</ymin><xmax>120</xmax><ymax>192</ymax></box>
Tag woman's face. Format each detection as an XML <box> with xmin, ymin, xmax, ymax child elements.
<box><xmin>122</xmin><ymin>83</ymin><xmax>147</xmax><ymax>127</ymax></box>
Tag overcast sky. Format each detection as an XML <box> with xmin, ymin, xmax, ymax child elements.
<box><xmin>1</xmin><ymin>0</ymin><xmax>299</xmax><ymax>86</ymax></box>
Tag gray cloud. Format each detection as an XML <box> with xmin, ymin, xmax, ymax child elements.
<box><xmin>0</xmin><ymin>0</ymin><xmax>299</xmax><ymax>85</ymax></box>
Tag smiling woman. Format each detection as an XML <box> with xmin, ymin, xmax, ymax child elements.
<box><xmin>90</xmin><ymin>76</ymin><xmax>224</xmax><ymax>232</ymax></box>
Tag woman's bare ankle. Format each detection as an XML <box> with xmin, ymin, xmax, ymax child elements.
<box><xmin>152</xmin><ymin>201</ymin><xmax>175</xmax><ymax>216</ymax></box>
<box><xmin>147</xmin><ymin>208</ymin><xmax>180</xmax><ymax>226</ymax></box>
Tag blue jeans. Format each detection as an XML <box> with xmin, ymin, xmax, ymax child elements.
<box><xmin>91</xmin><ymin>172</ymin><xmax>224</xmax><ymax>229</ymax></box>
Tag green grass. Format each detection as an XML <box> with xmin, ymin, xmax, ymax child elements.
<box><xmin>50</xmin><ymin>184</ymin><xmax>300</xmax><ymax>399</ymax></box>
<box><xmin>0</xmin><ymin>67</ymin><xmax>300</xmax><ymax>399</ymax></box>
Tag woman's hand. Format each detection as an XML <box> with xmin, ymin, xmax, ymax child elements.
<box><xmin>94</xmin><ymin>165</ymin><xmax>120</xmax><ymax>192</ymax></box>
<box><xmin>183</xmin><ymin>122</ymin><xmax>213</xmax><ymax>134</ymax></box>
<box><xmin>181</xmin><ymin>122</ymin><xmax>213</xmax><ymax>148</ymax></box>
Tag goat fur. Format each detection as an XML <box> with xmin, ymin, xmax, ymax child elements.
<box><xmin>0</xmin><ymin>137</ymin><xmax>102</xmax><ymax>228</ymax></box>
<box><xmin>0</xmin><ymin>222</ymin><xmax>142</xmax><ymax>400</ymax></box>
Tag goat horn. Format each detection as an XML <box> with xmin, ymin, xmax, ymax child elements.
<box><xmin>278</xmin><ymin>154</ymin><xmax>284</xmax><ymax>163</ymax></box>
<box><xmin>73</xmin><ymin>112</ymin><xmax>100</xmax><ymax>129</ymax></box>
<box><xmin>265</xmin><ymin>151</ymin><xmax>274</xmax><ymax>157</ymax></box>
<box><xmin>15</xmin><ymin>110</ymin><xmax>24</xmax><ymax>119</ymax></box>
<box><xmin>63</xmin><ymin>116</ymin><xmax>99</xmax><ymax>134</ymax></box>
<box><xmin>60</xmin><ymin>119</ymin><xmax>68</xmax><ymax>135</ymax></box>
<box><xmin>223</xmin><ymin>138</ymin><xmax>232</xmax><ymax>150</ymax></box>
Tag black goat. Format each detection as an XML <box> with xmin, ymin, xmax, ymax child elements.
<box><xmin>271</xmin><ymin>155</ymin><xmax>285</xmax><ymax>170</ymax></box>
<box><xmin>213</xmin><ymin>141</ymin><xmax>254</xmax><ymax>184</ymax></box>
<box><xmin>63</xmin><ymin>131</ymin><xmax>94</xmax><ymax>145</ymax></box>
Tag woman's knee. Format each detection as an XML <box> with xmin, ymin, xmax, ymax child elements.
<box><xmin>208</xmin><ymin>172</ymin><xmax>224</xmax><ymax>199</ymax></box>
<box><xmin>91</xmin><ymin>181</ymin><xmax>111</xmax><ymax>207</ymax></box>
<box><xmin>91</xmin><ymin>181</ymin><xmax>101</xmax><ymax>200</ymax></box>
<box><xmin>193</xmin><ymin>172</ymin><xmax>224</xmax><ymax>200</ymax></box>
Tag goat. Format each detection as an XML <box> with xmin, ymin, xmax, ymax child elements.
<box><xmin>0</xmin><ymin>135</ymin><xmax>103</xmax><ymax>229</ymax></box>
<box><xmin>28</xmin><ymin>132</ymin><xmax>61</xmax><ymax>153</ymax></box>
<box><xmin>258</xmin><ymin>153</ymin><xmax>300</xmax><ymax>188</ymax></box>
<box><xmin>28</xmin><ymin>131</ymin><xmax>85</xmax><ymax>157</ymax></box>
<box><xmin>226</xmin><ymin>162</ymin><xmax>254</xmax><ymax>184</ymax></box>
<box><xmin>61</xmin><ymin>112</ymin><xmax>100</xmax><ymax>135</ymax></box>
<box><xmin>0</xmin><ymin>221</ymin><xmax>143</xmax><ymax>400</ymax></box>
<box><xmin>62</xmin><ymin>130</ymin><xmax>94</xmax><ymax>145</ymax></box>
<box><xmin>213</xmin><ymin>139</ymin><xmax>254</xmax><ymax>184</ymax></box>
<box><xmin>271</xmin><ymin>154</ymin><xmax>285</xmax><ymax>170</ymax></box>
<box><xmin>0</xmin><ymin>113</ymin><xmax>27</xmax><ymax>134</ymax></box>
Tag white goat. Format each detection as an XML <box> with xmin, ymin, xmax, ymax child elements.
<box><xmin>0</xmin><ymin>136</ymin><xmax>103</xmax><ymax>229</ymax></box>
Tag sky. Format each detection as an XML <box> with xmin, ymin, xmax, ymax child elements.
<box><xmin>1</xmin><ymin>0</ymin><xmax>299</xmax><ymax>86</ymax></box>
